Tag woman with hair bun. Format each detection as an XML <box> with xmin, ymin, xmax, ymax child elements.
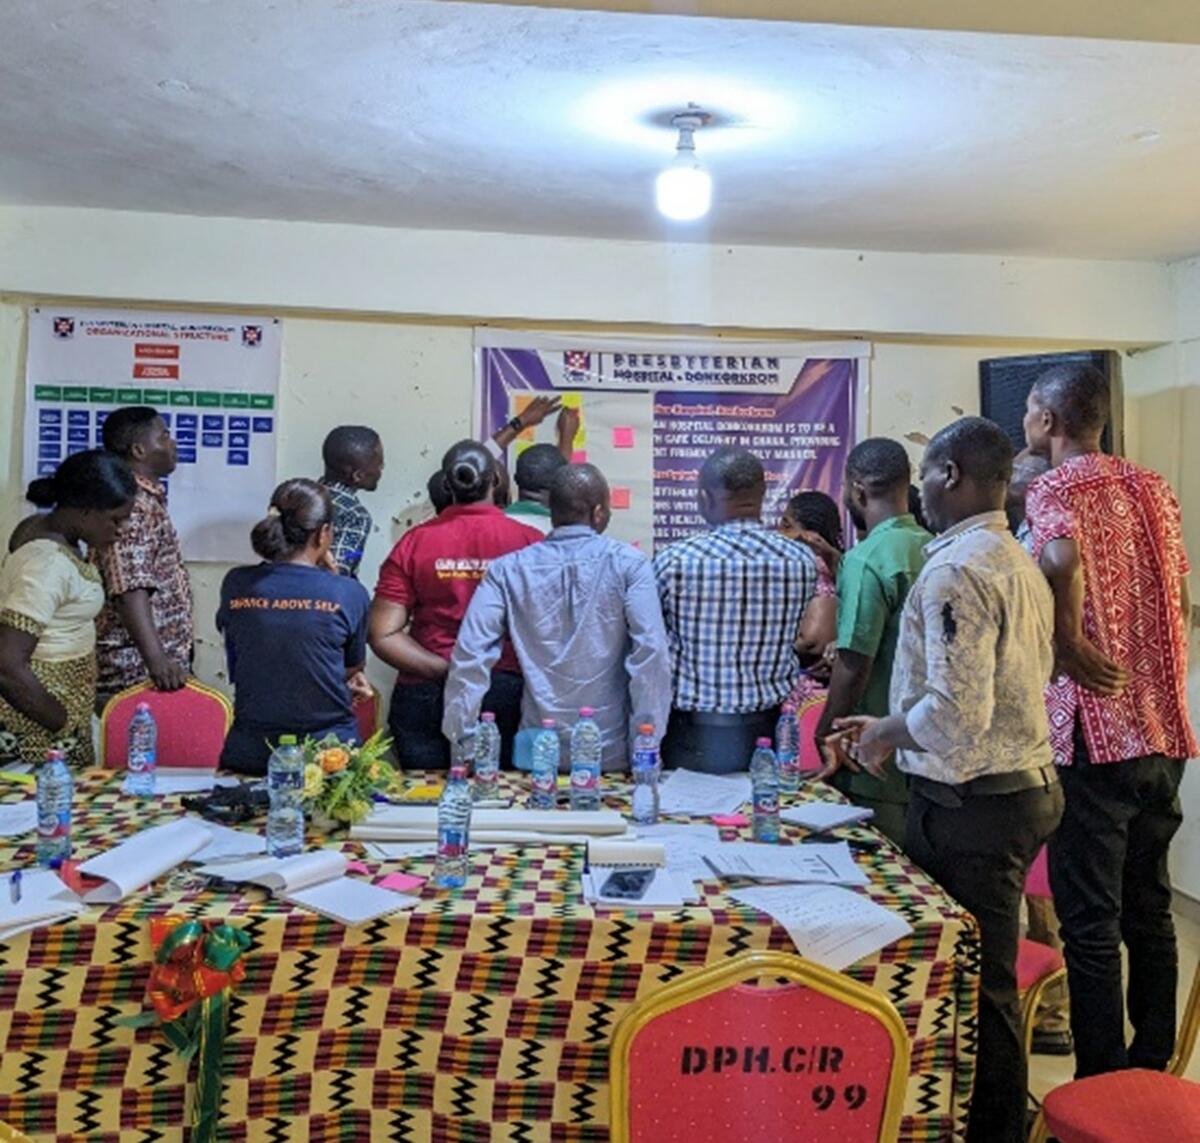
<box><xmin>216</xmin><ymin>478</ymin><xmax>371</xmax><ymax>774</ymax></box>
<box><xmin>371</xmin><ymin>439</ymin><xmax>542</xmax><ymax>769</ymax></box>
<box><xmin>0</xmin><ymin>450</ymin><xmax>137</xmax><ymax>764</ymax></box>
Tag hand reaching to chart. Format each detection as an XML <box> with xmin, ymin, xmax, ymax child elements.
<box><xmin>556</xmin><ymin>405</ymin><xmax>581</xmax><ymax>459</ymax></box>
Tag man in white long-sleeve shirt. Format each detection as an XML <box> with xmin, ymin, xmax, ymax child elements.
<box><xmin>835</xmin><ymin>417</ymin><xmax>1063</xmax><ymax>1143</ymax></box>
<box><xmin>443</xmin><ymin>464</ymin><xmax>672</xmax><ymax>770</ymax></box>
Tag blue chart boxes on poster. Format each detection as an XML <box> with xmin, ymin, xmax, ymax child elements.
<box><xmin>24</xmin><ymin>308</ymin><xmax>282</xmax><ymax>562</ymax></box>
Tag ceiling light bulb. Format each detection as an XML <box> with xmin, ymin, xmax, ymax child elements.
<box><xmin>656</xmin><ymin>111</ymin><xmax>712</xmax><ymax>222</ymax></box>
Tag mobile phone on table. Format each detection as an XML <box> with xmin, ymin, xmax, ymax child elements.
<box><xmin>599</xmin><ymin>868</ymin><xmax>656</xmax><ymax>900</ymax></box>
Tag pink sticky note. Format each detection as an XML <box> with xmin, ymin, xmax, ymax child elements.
<box><xmin>346</xmin><ymin>860</ymin><xmax>371</xmax><ymax>875</ymax></box>
<box><xmin>571</xmin><ymin>450</ymin><xmax>588</xmax><ymax>464</ymax></box>
<box><xmin>377</xmin><ymin>872</ymin><xmax>426</xmax><ymax>893</ymax></box>
<box><xmin>712</xmin><ymin>813</ymin><xmax>749</xmax><ymax>827</ymax></box>
<box><xmin>612</xmin><ymin>426</ymin><xmax>635</xmax><ymax>449</ymax></box>
<box><xmin>611</xmin><ymin>487</ymin><xmax>631</xmax><ymax>510</ymax></box>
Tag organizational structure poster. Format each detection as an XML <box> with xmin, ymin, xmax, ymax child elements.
<box><xmin>24</xmin><ymin>307</ymin><xmax>281</xmax><ymax>561</ymax></box>
<box><xmin>475</xmin><ymin>330</ymin><xmax>867</xmax><ymax>551</ymax></box>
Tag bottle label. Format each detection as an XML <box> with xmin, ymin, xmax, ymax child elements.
<box><xmin>632</xmin><ymin>749</ymin><xmax>658</xmax><ymax>771</ymax></box>
<box><xmin>533</xmin><ymin>769</ymin><xmax>556</xmax><ymax>794</ymax></box>
<box><xmin>38</xmin><ymin>810</ymin><xmax>69</xmax><ymax>839</ymax></box>
<box><xmin>754</xmin><ymin>791</ymin><xmax>780</xmax><ymax>816</ymax></box>
<box><xmin>439</xmin><ymin>829</ymin><xmax>468</xmax><ymax>860</ymax></box>
<box><xmin>570</xmin><ymin>765</ymin><xmax>597</xmax><ymax>791</ymax></box>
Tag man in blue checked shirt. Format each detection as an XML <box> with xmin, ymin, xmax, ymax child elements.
<box><xmin>653</xmin><ymin>446</ymin><xmax>817</xmax><ymax>773</ymax></box>
<box><xmin>319</xmin><ymin>425</ymin><xmax>384</xmax><ymax>579</ymax></box>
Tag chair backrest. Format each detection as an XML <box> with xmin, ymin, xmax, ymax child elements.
<box><xmin>797</xmin><ymin>695</ymin><xmax>828</xmax><ymax>773</ymax></box>
<box><xmin>353</xmin><ymin>685</ymin><xmax>381</xmax><ymax>744</ymax></box>
<box><xmin>1024</xmin><ymin>845</ymin><xmax>1052</xmax><ymax>899</ymax></box>
<box><xmin>99</xmin><ymin>681</ymin><xmax>233</xmax><ymax>769</ymax></box>
<box><xmin>1169</xmin><ymin>960</ymin><xmax>1200</xmax><ymax>1077</ymax></box>
<box><xmin>610</xmin><ymin>951</ymin><xmax>910</xmax><ymax>1143</ymax></box>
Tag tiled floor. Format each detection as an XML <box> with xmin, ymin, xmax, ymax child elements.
<box><xmin>1028</xmin><ymin>909</ymin><xmax>1200</xmax><ymax>1106</ymax></box>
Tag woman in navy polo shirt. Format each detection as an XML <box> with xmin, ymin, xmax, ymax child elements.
<box><xmin>370</xmin><ymin>440</ymin><xmax>541</xmax><ymax>769</ymax></box>
<box><xmin>217</xmin><ymin>479</ymin><xmax>370</xmax><ymax>775</ymax></box>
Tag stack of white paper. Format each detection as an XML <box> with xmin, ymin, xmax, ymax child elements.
<box><xmin>0</xmin><ymin>801</ymin><xmax>38</xmax><ymax>837</ymax></box>
<box><xmin>581</xmin><ymin>867</ymin><xmax>696</xmax><ymax>908</ymax></box>
<box><xmin>702</xmin><ymin>842</ymin><xmax>869</xmax><ymax>886</ymax></box>
<box><xmin>657</xmin><ymin>770</ymin><xmax>752</xmax><ymax>817</ymax></box>
<box><xmin>0</xmin><ymin>869</ymin><xmax>85</xmax><ymax>941</ymax></box>
<box><xmin>780</xmin><ymin>803</ymin><xmax>875</xmax><ymax>831</ymax></box>
<box><xmin>632</xmin><ymin>822</ymin><xmax>723</xmax><ymax>882</ymax></box>
<box><xmin>121</xmin><ymin>769</ymin><xmax>241</xmax><ymax>797</ymax></box>
<box><xmin>194</xmin><ymin>850</ymin><xmax>417</xmax><ymax>926</ymax></box>
<box><xmin>350</xmin><ymin>806</ymin><xmax>630</xmax><ymax>845</ymax></box>
<box><xmin>728</xmin><ymin>885</ymin><xmax>912</xmax><ymax>970</ymax></box>
<box><xmin>78</xmin><ymin>818</ymin><xmax>215</xmax><ymax>903</ymax></box>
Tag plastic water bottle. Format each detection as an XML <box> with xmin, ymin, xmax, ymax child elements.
<box><xmin>750</xmin><ymin>738</ymin><xmax>781</xmax><ymax>843</ymax></box>
<box><xmin>569</xmin><ymin>708</ymin><xmax>603</xmax><ymax>812</ymax></box>
<box><xmin>266</xmin><ymin>735</ymin><xmax>305</xmax><ymax>857</ymax></box>
<box><xmin>126</xmin><ymin>702</ymin><xmax>158</xmax><ymax>797</ymax></box>
<box><xmin>435</xmin><ymin>764</ymin><xmax>472</xmax><ymax>888</ymax></box>
<box><xmin>35</xmin><ymin>748</ymin><xmax>73</xmax><ymax>868</ymax></box>
<box><xmin>630</xmin><ymin>723</ymin><xmax>660</xmax><ymax>826</ymax></box>
<box><xmin>530</xmin><ymin>720</ymin><xmax>560</xmax><ymax>810</ymax></box>
<box><xmin>775</xmin><ymin>703</ymin><xmax>800</xmax><ymax>793</ymax></box>
<box><xmin>473</xmin><ymin>712</ymin><xmax>501</xmax><ymax>802</ymax></box>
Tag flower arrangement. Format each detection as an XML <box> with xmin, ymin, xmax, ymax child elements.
<box><xmin>300</xmin><ymin>729</ymin><xmax>399</xmax><ymax>828</ymax></box>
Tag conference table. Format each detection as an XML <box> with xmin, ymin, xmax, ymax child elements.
<box><xmin>0</xmin><ymin>771</ymin><xmax>979</xmax><ymax>1142</ymax></box>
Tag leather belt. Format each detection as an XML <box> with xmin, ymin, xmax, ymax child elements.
<box><xmin>674</xmin><ymin>709</ymin><xmax>777</xmax><ymax>728</ymax></box>
<box><xmin>911</xmin><ymin>763</ymin><xmax>1059</xmax><ymax>808</ymax></box>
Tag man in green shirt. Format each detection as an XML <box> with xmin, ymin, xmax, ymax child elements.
<box><xmin>815</xmin><ymin>437</ymin><xmax>931</xmax><ymax>845</ymax></box>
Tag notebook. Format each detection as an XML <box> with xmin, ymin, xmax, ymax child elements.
<box><xmin>0</xmin><ymin>869</ymin><xmax>86</xmax><ymax>941</ymax></box>
<box><xmin>194</xmin><ymin>850</ymin><xmax>418</xmax><ymax>926</ymax></box>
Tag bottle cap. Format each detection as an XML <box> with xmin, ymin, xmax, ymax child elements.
<box><xmin>755</xmin><ymin>737</ymin><xmax>772</xmax><ymax>747</ymax></box>
<box><xmin>541</xmin><ymin>719</ymin><xmax>556</xmax><ymax>729</ymax></box>
<box><xmin>480</xmin><ymin>711</ymin><xmax>496</xmax><ymax>722</ymax></box>
<box><xmin>781</xmin><ymin>703</ymin><xmax>796</xmax><ymax>714</ymax></box>
<box><xmin>136</xmin><ymin>702</ymin><xmax>151</xmax><ymax>712</ymax></box>
<box><xmin>638</xmin><ymin>723</ymin><xmax>654</xmax><ymax>734</ymax></box>
<box><xmin>46</xmin><ymin>748</ymin><xmax>64</xmax><ymax>761</ymax></box>
<box><xmin>579</xmin><ymin>707</ymin><xmax>595</xmax><ymax>717</ymax></box>
<box><xmin>278</xmin><ymin>734</ymin><xmax>298</xmax><ymax>746</ymax></box>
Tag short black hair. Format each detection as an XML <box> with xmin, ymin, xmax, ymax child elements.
<box><xmin>515</xmin><ymin>444</ymin><xmax>568</xmax><ymax>497</ymax></box>
<box><xmin>322</xmin><ymin>425</ymin><xmax>381</xmax><ymax>475</ymax></box>
<box><xmin>785</xmin><ymin>491</ymin><xmax>843</xmax><ymax>551</ymax></box>
<box><xmin>907</xmin><ymin>485</ymin><xmax>929</xmax><ymax>531</ymax></box>
<box><xmin>26</xmin><ymin>449</ymin><xmax>138</xmax><ymax>510</ymax></box>
<box><xmin>925</xmin><ymin>417</ymin><xmax>1014</xmax><ymax>487</ymax></box>
<box><xmin>699</xmin><ymin>446</ymin><xmax>765</xmax><ymax>495</ymax></box>
<box><xmin>102</xmin><ymin>406</ymin><xmax>160</xmax><ymax>458</ymax></box>
<box><xmin>846</xmin><ymin>438</ymin><xmax>911</xmax><ymax>494</ymax></box>
<box><xmin>549</xmin><ymin>463</ymin><xmax>608</xmax><ymax>524</ymax></box>
<box><xmin>1031</xmin><ymin>363</ymin><xmax>1110</xmax><ymax>437</ymax></box>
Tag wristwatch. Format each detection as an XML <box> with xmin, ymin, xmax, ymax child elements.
<box><xmin>507</xmin><ymin>414</ymin><xmax>524</xmax><ymax>433</ymax></box>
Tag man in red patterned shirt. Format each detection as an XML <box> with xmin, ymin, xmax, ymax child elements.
<box><xmin>1025</xmin><ymin>362</ymin><xmax>1196</xmax><ymax>1078</ymax></box>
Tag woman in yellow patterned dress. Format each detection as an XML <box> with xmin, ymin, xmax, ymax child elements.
<box><xmin>0</xmin><ymin>450</ymin><xmax>136</xmax><ymax>766</ymax></box>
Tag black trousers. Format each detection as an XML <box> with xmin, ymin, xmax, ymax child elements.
<box><xmin>1049</xmin><ymin>727</ymin><xmax>1184</xmax><ymax>1077</ymax></box>
<box><xmin>388</xmin><ymin>671</ymin><xmax>523</xmax><ymax>771</ymax></box>
<box><xmin>906</xmin><ymin>778</ymin><xmax>1063</xmax><ymax>1143</ymax></box>
<box><xmin>660</xmin><ymin>707</ymin><xmax>780</xmax><ymax>775</ymax></box>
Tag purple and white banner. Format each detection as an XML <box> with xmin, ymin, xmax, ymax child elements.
<box><xmin>475</xmin><ymin>330</ymin><xmax>867</xmax><ymax>551</ymax></box>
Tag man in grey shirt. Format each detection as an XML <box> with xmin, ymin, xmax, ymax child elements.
<box><xmin>443</xmin><ymin>464</ymin><xmax>671</xmax><ymax>770</ymax></box>
<box><xmin>834</xmin><ymin>418</ymin><xmax>1063</xmax><ymax>1143</ymax></box>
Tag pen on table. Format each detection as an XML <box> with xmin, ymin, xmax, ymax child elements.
<box><xmin>9</xmin><ymin>869</ymin><xmax>22</xmax><ymax>903</ymax></box>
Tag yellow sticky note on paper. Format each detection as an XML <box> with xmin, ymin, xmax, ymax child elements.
<box><xmin>402</xmin><ymin>784</ymin><xmax>443</xmax><ymax>803</ymax></box>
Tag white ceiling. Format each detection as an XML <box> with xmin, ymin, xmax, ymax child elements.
<box><xmin>4</xmin><ymin>0</ymin><xmax>1200</xmax><ymax>259</ymax></box>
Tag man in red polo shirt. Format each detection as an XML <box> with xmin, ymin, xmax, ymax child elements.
<box><xmin>1025</xmin><ymin>362</ymin><xmax>1196</xmax><ymax>1078</ymax></box>
<box><xmin>370</xmin><ymin>440</ymin><xmax>542</xmax><ymax>770</ymax></box>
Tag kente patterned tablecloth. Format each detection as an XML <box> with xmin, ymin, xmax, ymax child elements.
<box><xmin>0</xmin><ymin>773</ymin><xmax>979</xmax><ymax>1142</ymax></box>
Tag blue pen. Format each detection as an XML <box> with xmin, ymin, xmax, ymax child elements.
<box><xmin>9</xmin><ymin>870</ymin><xmax>21</xmax><ymax>904</ymax></box>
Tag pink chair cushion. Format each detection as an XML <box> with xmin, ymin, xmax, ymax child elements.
<box><xmin>1044</xmin><ymin>1069</ymin><xmax>1200</xmax><ymax>1143</ymax></box>
<box><xmin>626</xmin><ymin>980</ymin><xmax>897</xmax><ymax>1142</ymax></box>
<box><xmin>796</xmin><ymin>697</ymin><xmax>827</xmax><ymax>773</ymax></box>
<box><xmin>102</xmin><ymin>684</ymin><xmax>229</xmax><ymax>770</ymax></box>
<box><xmin>353</xmin><ymin>692</ymin><xmax>378</xmax><ymax>744</ymax></box>
<box><xmin>1016</xmin><ymin>937</ymin><xmax>1064</xmax><ymax>993</ymax></box>
<box><xmin>1025</xmin><ymin>845</ymin><xmax>1052</xmax><ymax>899</ymax></box>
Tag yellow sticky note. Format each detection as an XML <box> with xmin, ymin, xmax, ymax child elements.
<box><xmin>402</xmin><ymin>784</ymin><xmax>443</xmax><ymax>803</ymax></box>
<box><xmin>560</xmin><ymin>392</ymin><xmax>583</xmax><ymax>410</ymax></box>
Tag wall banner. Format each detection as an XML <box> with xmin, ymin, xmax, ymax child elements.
<box><xmin>475</xmin><ymin>330</ymin><xmax>868</xmax><ymax>551</ymax></box>
<box><xmin>24</xmin><ymin>307</ymin><xmax>282</xmax><ymax>561</ymax></box>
